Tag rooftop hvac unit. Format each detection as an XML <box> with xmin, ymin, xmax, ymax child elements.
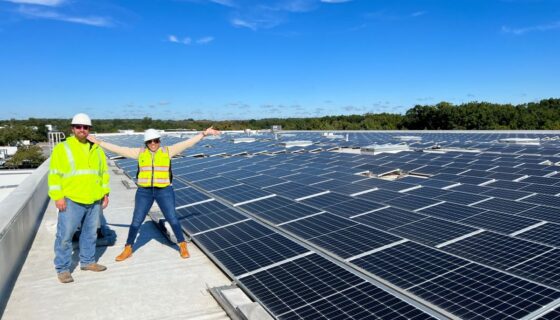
<box><xmin>498</xmin><ymin>138</ymin><xmax>540</xmax><ymax>145</ymax></box>
<box><xmin>281</xmin><ymin>140</ymin><xmax>313</xmax><ymax>148</ymax></box>
<box><xmin>361</xmin><ymin>143</ymin><xmax>410</xmax><ymax>155</ymax></box>
<box><xmin>394</xmin><ymin>135</ymin><xmax>422</xmax><ymax>142</ymax></box>
<box><xmin>233</xmin><ymin>138</ymin><xmax>256</xmax><ymax>144</ymax></box>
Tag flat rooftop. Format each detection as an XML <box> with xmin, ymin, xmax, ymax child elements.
<box><xmin>2</xmin><ymin>160</ymin><xmax>231</xmax><ymax>320</ymax></box>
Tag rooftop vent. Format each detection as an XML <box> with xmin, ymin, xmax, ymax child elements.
<box><xmin>498</xmin><ymin>138</ymin><xmax>540</xmax><ymax>145</ymax></box>
<box><xmin>361</xmin><ymin>143</ymin><xmax>410</xmax><ymax>155</ymax></box>
<box><xmin>233</xmin><ymin>138</ymin><xmax>256</xmax><ymax>144</ymax></box>
<box><xmin>394</xmin><ymin>135</ymin><xmax>422</xmax><ymax>142</ymax></box>
<box><xmin>281</xmin><ymin>140</ymin><xmax>313</xmax><ymax>148</ymax></box>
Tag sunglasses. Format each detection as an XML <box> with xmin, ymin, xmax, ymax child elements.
<box><xmin>146</xmin><ymin>139</ymin><xmax>160</xmax><ymax>144</ymax></box>
<box><xmin>73</xmin><ymin>125</ymin><xmax>91</xmax><ymax>130</ymax></box>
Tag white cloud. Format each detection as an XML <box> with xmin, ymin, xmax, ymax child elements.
<box><xmin>168</xmin><ymin>35</ymin><xmax>192</xmax><ymax>44</ymax></box>
<box><xmin>196</xmin><ymin>36</ymin><xmax>214</xmax><ymax>44</ymax></box>
<box><xmin>411</xmin><ymin>11</ymin><xmax>426</xmax><ymax>17</ymax></box>
<box><xmin>4</xmin><ymin>0</ymin><xmax>65</xmax><ymax>6</ymax></box>
<box><xmin>17</xmin><ymin>7</ymin><xmax>112</xmax><ymax>27</ymax></box>
<box><xmin>502</xmin><ymin>21</ymin><xmax>560</xmax><ymax>35</ymax></box>
<box><xmin>231</xmin><ymin>18</ymin><xmax>257</xmax><ymax>30</ymax></box>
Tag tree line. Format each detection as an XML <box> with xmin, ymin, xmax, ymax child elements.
<box><xmin>1</xmin><ymin>98</ymin><xmax>559</xmax><ymax>146</ymax></box>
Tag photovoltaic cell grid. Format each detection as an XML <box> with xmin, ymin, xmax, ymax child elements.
<box><xmin>108</xmin><ymin>132</ymin><xmax>560</xmax><ymax>320</ymax></box>
<box><xmin>239</xmin><ymin>254</ymin><xmax>435</xmax><ymax>319</ymax></box>
<box><xmin>517</xmin><ymin>222</ymin><xmax>560</xmax><ymax>247</ymax></box>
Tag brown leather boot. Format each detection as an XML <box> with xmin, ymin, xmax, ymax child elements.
<box><xmin>115</xmin><ymin>244</ymin><xmax>133</xmax><ymax>262</ymax></box>
<box><xmin>80</xmin><ymin>263</ymin><xmax>107</xmax><ymax>272</ymax></box>
<box><xmin>57</xmin><ymin>271</ymin><xmax>74</xmax><ymax>283</ymax></box>
<box><xmin>178</xmin><ymin>241</ymin><xmax>189</xmax><ymax>259</ymax></box>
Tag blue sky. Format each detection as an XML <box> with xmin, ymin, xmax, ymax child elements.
<box><xmin>1</xmin><ymin>0</ymin><xmax>559</xmax><ymax>120</ymax></box>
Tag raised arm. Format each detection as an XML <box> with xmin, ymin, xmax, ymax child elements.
<box><xmin>87</xmin><ymin>135</ymin><xmax>142</xmax><ymax>159</ymax></box>
<box><xmin>168</xmin><ymin>126</ymin><xmax>220</xmax><ymax>157</ymax></box>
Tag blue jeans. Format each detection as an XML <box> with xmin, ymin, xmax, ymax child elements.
<box><xmin>54</xmin><ymin>198</ymin><xmax>101</xmax><ymax>273</ymax></box>
<box><xmin>126</xmin><ymin>186</ymin><xmax>185</xmax><ymax>245</ymax></box>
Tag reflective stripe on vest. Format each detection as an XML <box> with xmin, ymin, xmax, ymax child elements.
<box><xmin>137</xmin><ymin>147</ymin><xmax>171</xmax><ymax>187</ymax></box>
<box><xmin>62</xmin><ymin>142</ymin><xmax>103</xmax><ymax>178</ymax></box>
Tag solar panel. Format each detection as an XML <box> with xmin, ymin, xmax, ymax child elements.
<box><xmin>210</xmin><ymin>233</ymin><xmax>309</xmax><ymax>276</ymax></box>
<box><xmin>472</xmin><ymin>197</ymin><xmax>536</xmax><ymax>214</ymax></box>
<box><xmin>192</xmin><ymin>176</ymin><xmax>241</xmax><ymax>192</ymax></box>
<box><xmin>211</xmin><ymin>185</ymin><xmax>274</xmax><ymax>205</ymax></box>
<box><xmin>239</xmin><ymin>254</ymin><xmax>434</xmax><ymax>319</ymax></box>
<box><xmin>516</xmin><ymin>223</ymin><xmax>560</xmax><ymax>247</ymax></box>
<box><xmin>435</xmin><ymin>191</ymin><xmax>491</xmax><ymax>206</ymax></box>
<box><xmin>460</xmin><ymin>210</ymin><xmax>539</xmax><ymax>234</ymax></box>
<box><xmin>416</xmin><ymin>202</ymin><xmax>485</xmax><ymax>220</ymax></box>
<box><xmin>286</xmin><ymin>173</ymin><xmax>333</xmax><ymax>185</ymax></box>
<box><xmin>351</xmin><ymin>241</ymin><xmax>467</xmax><ymax>289</ymax></box>
<box><xmin>322</xmin><ymin>198</ymin><xmax>386</xmax><ymax>218</ymax></box>
<box><xmin>306</xmin><ymin>224</ymin><xmax>402</xmax><ymax>259</ymax></box>
<box><xmin>509</xmin><ymin>249</ymin><xmax>560</xmax><ymax>289</ymax></box>
<box><xmin>352</xmin><ymin>207</ymin><xmax>424</xmax><ymax>230</ymax></box>
<box><xmin>174</xmin><ymin>187</ymin><xmax>212</xmax><ymax>207</ymax></box>
<box><xmin>518</xmin><ymin>206</ymin><xmax>560</xmax><ymax>224</ymax></box>
<box><xmin>521</xmin><ymin>193</ymin><xmax>560</xmax><ymax>207</ymax></box>
<box><xmin>263</xmin><ymin>182</ymin><xmax>326</xmax><ymax>200</ymax></box>
<box><xmin>444</xmin><ymin>183</ymin><xmax>489</xmax><ymax>194</ymax></box>
<box><xmin>403</xmin><ymin>186</ymin><xmax>449</xmax><ymax>198</ymax></box>
<box><xmin>238</xmin><ymin>174</ymin><xmax>287</xmax><ymax>188</ymax></box>
<box><xmin>390</xmin><ymin>217</ymin><xmax>479</xmax><ymax>246</ymax></box>
<box><xmin>409</xmin><ymin>263</ymin><xmax>560</xmax><ymax>320</ymax></box>
<box><xmin>280</xmin><ymin>213</ymin><xmax>356</xmax><ymax>239</ymax></box>
<box><xmin>385</xmin><ymin>194</ymin><xmax>443</xmax><ymax>211</ymax></box>
<box><xmin>519</xmin><ymin>183</ymin><xmax>560</xmax><ymax>195</ymax></box>
<box><xmin>299</xmin><ymin>192</ymin><xmax>354</xmax><ymax>208</ymax></box>
<box><xmin>480</xmin><ymin>187</ymin><xmax>534</xmax><ymax>200</ymax></box>
<box><xmin>193</xmin><ymin>220</ymin><xmax>274</xmax><ymax>252</ymax></box>
<box><xmin>239</xmin><ymin>197</ymin><xmax>323</xmax><ymax>225</ymax></box>
<box><xmin>179</xmin><ymin>208</ymin><xmax>247</xmax><ymax>235</ymax></box>
<box><xmin>355</xmin><ymin>189</ymin><xmax>406</xmax><ymax>203</ymax></box>
<box><xmin>442</xmin><ymin>232</ymin><xmax>552</xmax><ymax>269</ymax></box>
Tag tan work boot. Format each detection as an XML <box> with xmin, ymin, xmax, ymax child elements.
<box><xmin>115</xmin><ymin>244</ymin><xmax>132</xmax><ymax>262</ymax></box>
<box><xmin>178</xmin><ymin>241</ymin><xmax>190</xmax><ymax>259</ymax></box>
<box><xmin>80</xmin><ymin>263</ymin><xmax>107</xmax><ymax>272</ymax></box>
<box><xmin>57</xmin><ymin>271</ymin><xmax>74</xmax><ymax>283</ymax></box>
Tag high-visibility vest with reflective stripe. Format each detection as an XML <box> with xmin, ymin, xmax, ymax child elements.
<box><xmin>137</xmin><ymin>147</ymin><xmax>171</xmax><ymax>187</ymax></box>
<box><xmin>48</xmin><ymin>136</ymin><xmax>110</xmax><ymax>204</ymax></box>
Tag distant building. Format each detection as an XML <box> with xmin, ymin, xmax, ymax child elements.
<box><xmin>0</xmin><ymin>146</ymin><xmax>18</xmax><ymax>159</ymax></box>
<box><xmin>271</xmin><ymin>125</ymin><xmax>282</xmax><ymax>132</ymax></box>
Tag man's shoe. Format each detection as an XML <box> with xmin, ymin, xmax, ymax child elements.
<box><xmin>115</xmin><ymin>244</ymin><xmax>132</xmax><ymax>262</ymax></box>
<box><xmin>57</xmin><ymin>272</ymin><xmax>74</xmax><ymax>283</ymax></box>
<box><xmin>80</xmin><ymin>263</ymin><xmax>107</xmax><ymax>272</ymax></box>
<box><xmin>179</xmin><ymin>241</ymin><xmax>190</xmax><ymax>259</ymax></box>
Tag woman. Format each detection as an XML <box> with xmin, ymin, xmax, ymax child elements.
<box><xmin>87</xmin><ymin>127</ymin><xmax>220</xmax><ymax>261</ymax></box>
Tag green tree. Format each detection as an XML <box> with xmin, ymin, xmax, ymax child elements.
<box><xmin>4</xmin><ymin>145</ymin><xmax>46</xmax><ymax>168</ymax></box>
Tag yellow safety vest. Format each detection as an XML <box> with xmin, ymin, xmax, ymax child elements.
<box><xmin>48</xmin><ymin>136</ymin><xmax>110</xmax><ymax>204</ymax></box>
<box><xmin>137</xmin><ymin>147</ymin><xmax>171</xmax><ymax>188</ymax></box>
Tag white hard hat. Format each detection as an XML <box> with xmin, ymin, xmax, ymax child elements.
<box><xmin>144</xmin><ymin>129</ymin><xmax>161</xmax><ymax>142</ymax></box>
<box><xmin>71</xmin><ymin>113</ymin><xmax>92</xmax><ymax>126</ymax></box>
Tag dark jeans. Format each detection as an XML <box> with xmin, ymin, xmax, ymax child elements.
<box><xmin>126</xmin><ymin>186</ymin><xmax>185</xmax><ymax>245</ymax></box>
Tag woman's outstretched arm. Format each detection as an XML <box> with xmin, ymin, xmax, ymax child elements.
<box><xmin>168</xmin><ymin>127</ymin><xmax>221</xmax><ymax>157</ymax></box>
<box><xmin>87</xmin><ymin>134</ymin><xmax>142</xmax><ymax>159</ymax></box>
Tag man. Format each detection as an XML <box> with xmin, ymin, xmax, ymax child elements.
<box><xmin>48</xmin><ymin>113</ymin><xmax>110</xmax><ymax>283</ymax></box>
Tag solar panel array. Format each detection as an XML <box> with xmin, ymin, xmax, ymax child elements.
<box><xmin>106</xmin><ymin>131</ymin><xmax>560</xmax><ymax>319</ymax></box>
